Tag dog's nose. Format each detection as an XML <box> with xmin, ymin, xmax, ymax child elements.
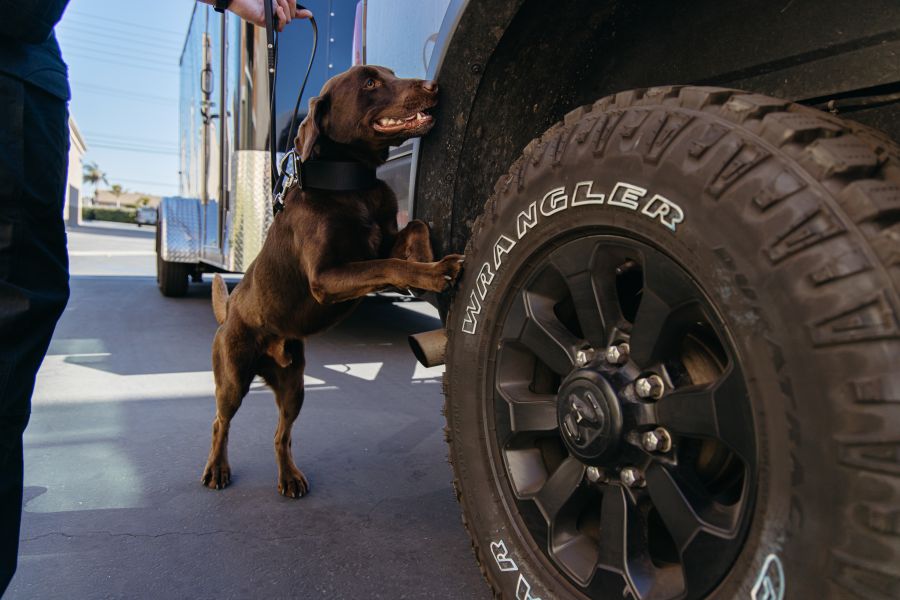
<box><xmin>422</xmin><ymin>80</ymin><xmax>438</xmax><ymax>93</ymax></box>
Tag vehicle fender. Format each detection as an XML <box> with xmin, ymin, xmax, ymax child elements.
<box><xmin>158</xmin><ymin>196</ymin><xmax>202</xmax><ymax>264</ymax></box>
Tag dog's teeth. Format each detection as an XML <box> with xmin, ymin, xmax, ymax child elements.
<box><xmin>417</xmin><ymin>112</ymin><xmax>426</xmax><ymax>120</ymax></box>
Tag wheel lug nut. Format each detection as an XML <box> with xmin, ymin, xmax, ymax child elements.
<box><xmin>635</xmin><ymin>374</ymin><xmax>665</xmax><ymax>399</ymax></box>
<box><xmin>615</xmin><ymin>260</ymin><xmax>637</xmax><ymax>275</ymax></box>
<box><xmin>585</xmin><ymin>466</ymin><xmax>604</xmax><ymax>483</ymax></box>
<box><xmin>575</xmin><ymin>347</ymin><xmax>595</xmax><ymax>367</ymax></box>
<box><xmin>641</xmin><ymin>427</ymin><xmax>672</xmax><ymax>453</ymax></box>
<box><xmin>620</xmin><ymin>467</ymin><xmax>645</xmax><ymax>488</ymax></box>
<box><xmin>604</xmin><ymin>343</ymin><xmax>630</xmax><ymax>365</ymax></box>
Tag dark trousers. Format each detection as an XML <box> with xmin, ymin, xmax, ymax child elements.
<box><xmin>0</xmin><ymin>74</ymin><xmax>70</xmax><ymax>595</ymax></box>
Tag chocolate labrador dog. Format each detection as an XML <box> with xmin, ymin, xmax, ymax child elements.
<box><xmin>201</xmin><ymin>65</ymin><xmax>463</xmax><ymax>498</ymax></box>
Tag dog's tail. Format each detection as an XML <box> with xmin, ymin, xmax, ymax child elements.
<box><xmin>211</xmin><ymin>274</ymin><xmax>229</xmax><ymax>325</ymax></box>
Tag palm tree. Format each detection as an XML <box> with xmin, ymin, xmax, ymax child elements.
<box><xmin>82</xmin><ymin>162</ymin><xmax>107</xmax><ymax>203</ymax></box>
<box><xmin>110</xmin><ymin>184</ymin><xmax>124</xmax><ymax>208</ymax></box>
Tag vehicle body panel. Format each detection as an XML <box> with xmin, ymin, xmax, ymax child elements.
<box><xmin>158</xmin><ymin>196</ymin><xmax>202</xmax><ymax>264</ymax></box>
<box><xmin>408</xmin><ymin>0</ymin><xmax>900</xmax><ymax>256</ymax></box>
<box><xmin>351</xmin><ymin>0</ymin><xmax>451</xmax><ymax>226</ymax></box>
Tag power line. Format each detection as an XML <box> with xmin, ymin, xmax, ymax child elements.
<box><xmin>87</xmin><ymin>143</ymin><xmax>178</xmax><ymax>156</ymax></box>
<box><xmin>87</xmin><ymin>142</ymin><xmax>177</xmax><ymax>153</ymax></box>
<box><xmin>63</xmin><ymin>46</ymin><xmax>180</xmax><ymax>74</ymax></box>
<box><xmin>85</xmin><ymin>132</ymin><xmax>176</xmax><ymax>147</ymax></box>
<box><xmin>87</xmin><ymin>140</ymin><xmax>179</xmax><ymax>152</ymax></box>
<box><xmin>60</xmin><ymin>38</ymin><xmax>181</xmax><ymax>63</ymax></box>
<box><xmin>62</xmin><ymin>12</ymin><xmax>186</xmax><ymax>38</ymax></box>
<box><xmin>63</xmin><ymin>51</ymin><xmax>178</xmax><ymax>75</ymax></box>
<box><xmin>57</xmin><ymin>23</ymin><xmax>183</xmax><ymax>54</ymax></box>
<box><xmin>62</xmin><ymin>44</ymin><xmax>178</xmax><ymax>71</ymax></box>
<box><xmin>72</xmin><ymin>86</ymin><xmax>177</xmax><ymax>106</ymax></box>
<box><xmin>72</xmin><ymin>81</ymin><xmax>177</xmax><ymax>103</ymax></box>
<box><xmin>113</xmin><ymin>177</ymin><xmax>179</xmax><ymax>188</ymax></box>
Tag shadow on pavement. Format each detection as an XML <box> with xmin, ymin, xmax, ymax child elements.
<box><xmin>47</xmin><ymin>276</ymin><xmax>442</xmax><ymax>378</ymax></box>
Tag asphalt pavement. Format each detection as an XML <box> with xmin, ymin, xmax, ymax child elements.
<box><xmin>6</xmin><ymin>221</ymin><xmax>487</xmax><ymax>599</ymax></box>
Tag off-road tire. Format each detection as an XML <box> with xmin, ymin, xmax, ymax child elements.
<box><xmin>443</xmin><ymin>86</ymin><xmax>900</xmax><ymax>599</ymax></box>
<box><xmin>156</xmin><ymin>225</ymin><xmax>191</xmax><ymax>297</ymax></box>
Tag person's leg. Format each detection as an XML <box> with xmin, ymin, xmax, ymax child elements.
<box><xmin>0</xmin><ymin>75</ymin><xmax>70</xmax><ymax>595</ymax></box>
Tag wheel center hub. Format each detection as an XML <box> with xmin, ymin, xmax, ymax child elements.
<box><xmin>557</xmin><ymin>370</ymin><xmax>623</xmax><ymax>464</ymax></box>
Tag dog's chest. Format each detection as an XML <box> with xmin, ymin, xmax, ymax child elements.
<box><xmin>364</xmin><ymin>214</ymin><xmax>383</xmax><ymax>255</ymax></box>
<box><xmin>340</xmin><ymin>203</ymin><xmax>384</xmax><ymax>258</ymax></box>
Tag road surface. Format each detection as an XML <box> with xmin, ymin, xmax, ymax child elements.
<box><xmin>7</xmin><ymin>221</ymin><xmax>486</xmax><ymax>599</ymax></box>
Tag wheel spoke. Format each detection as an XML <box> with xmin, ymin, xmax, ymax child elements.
<box><xmin>596</xmin><ymin>485</ymin><xmax>628</xmax><ymax>574</ymax></box>
<box><xmin>628</xmin><ymin>251</ymin><xmax>697</xmax><ymax>366</ymax></box>
<box><xmin>535</xmin><ymin>456</ymin><xmax>584</xmax><ymax>523</ymax></box>
<box><xmin>646</xmin><ymin>466</ymin><xmax>747</xmax><ymax>595</ymax></box>
<box><xmin>499</xmin><ymin>287</ymin><xmax>529</xmax><ymax>341</ymax></box>
<box><xmin>498</xmin><ymin>382</ymin><xmax>558</xmax><ymax>433</ymax></box>
<box><xmin>550</xmin><ymin>238</ymin><xmax>619</xmax><ymax>348</ymax></box>
<box><xmin>520</xmin><ymin>290</ymin><xmax>580</xmax><ymax>375</ymax></box>
<box><xmin>551</xmin><ymin>533</ymin><xmax>601</xmax><ymax>587</ymax></box>
<box><xmin>595</xmin><ymin>485</ymin><xmax>669</xmax><ymax>599</ymax></box>
<box><xmin>656</xmin><ymin>386</ymin><xmax>717</xmax><ymax>438</ymax></box>
<box><xmin>645</xmin><ymin>464</ymin><xmax>736</xmax><ymax>552</ymax></box>
<box><xmin>656</xmin><ymin>365</ymin><xmax>755</xmax><ymax>464</ymax></box>
<box><xmin>589</xmin><ymin>247</ymin><xmax>637</xmax><ymax>343</ymax></box>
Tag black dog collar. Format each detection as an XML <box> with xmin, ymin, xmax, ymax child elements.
<box><xmin>273</xmin><ymin>152</ymin><xmax>377</xmax><ymax>215</ymax></box>
<box><xmin>299</xmin><ymin>159</ymin><xmax>377</xmax><ymax>191</ymax></box>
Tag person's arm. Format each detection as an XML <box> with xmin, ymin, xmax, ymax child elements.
<box><xmin>197</xmin><ymin>0</ymin><xmax>312</xmax><ymax>32</ymax></box>
<box><xmin>0</xmin><ymin>0</ymin><xmax>69</xmax><ymax>43</ymax></box>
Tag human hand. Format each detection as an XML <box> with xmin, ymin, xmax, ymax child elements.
<box><xmin>226</xmin><ymin>0</ymin><xmax>313</xmax><ymax>31</ymax></box>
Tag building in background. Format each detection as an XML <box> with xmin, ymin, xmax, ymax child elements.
<box><xmin>66</xmin><ymin>116</ymin><xmax>87</xmax><ymax>226</ymax></box>
<box><xmin>93</xmin><ymin>190</ymin><xmax>161</xmax><ymax>208</ymax></box>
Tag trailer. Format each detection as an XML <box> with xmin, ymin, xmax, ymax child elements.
<box><xmin>157</xmin><ymin>0</ymin><xmax>361</xmax><ymax>296</ymax></box>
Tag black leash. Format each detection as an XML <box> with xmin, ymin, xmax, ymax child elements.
<box><xmin>263</xmin><ymin>3</ymin><xmax>378</xmax><ymax>216</ymax></box>
<box><xmin>264</xmin><ymin>2</ymin><xmax>318</xmax><ymax>215</ymax></box>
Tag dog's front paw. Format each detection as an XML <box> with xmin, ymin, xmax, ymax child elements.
<box><xmin>278</xmin><ymin>467</ymin><xmax>310</xmax><ymax>499</ymax></box>
<box><xmin>424</xmin><ymin>254</ymin><xmax>465</xmax><ymax>292</ymax></box>
<box><xmin>201</xmin><ymin>461</ymin><xmax>231</xmax><ymax>490</ymax></box>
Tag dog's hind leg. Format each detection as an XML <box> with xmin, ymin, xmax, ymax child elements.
<box><xmin>267</xmin><ymin>339</ymin><xmax>309</xmax><ymax>498</ymax></box>
<box><xmin>202</xmin><ymin>328</ymin><xmax>255</xmax><ymax>490</ymax></box>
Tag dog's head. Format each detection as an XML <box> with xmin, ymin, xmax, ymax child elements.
<box><xmin>294</xmin><ymin>65</ymin><xmax>438</xmax><ymax>165</ymax></box>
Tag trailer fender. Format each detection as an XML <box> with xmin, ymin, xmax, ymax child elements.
<box><xmin>158</xmin><ymin>196</ymin><xmax>202</xmax><ymax>264</ymax></box>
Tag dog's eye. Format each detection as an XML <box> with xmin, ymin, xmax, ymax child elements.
<box><xmin>364</xmin><ymin>78</ymin><xmax>377</xmax><ymax>89</ymax></box>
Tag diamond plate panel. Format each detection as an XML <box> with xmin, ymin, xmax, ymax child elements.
<box><xmin>227</xmin><ymin>150</ymin><xmax>274</xmax><ymax>272</ymax></box>
<box><xmin>159</xmin><ymin>196</ymin><xmax>202</xmax><ymax>264</ymax></box>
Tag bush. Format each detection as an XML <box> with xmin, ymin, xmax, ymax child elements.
<box><xmin>82</xmin><ymin>206</ymin><xmax>137</xmax><ymax>224</ymax></box>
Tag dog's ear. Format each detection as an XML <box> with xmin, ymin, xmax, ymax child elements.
<box><xmin>294</xmin><ymin>95</ymin><xmax>328</xmax><ymax>162</ymax></box>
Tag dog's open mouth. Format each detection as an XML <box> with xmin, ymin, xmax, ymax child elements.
<box><xmin>372</xmin><ymin>109</ymin><xmax>434</xmax><ymax>134</ymax></box>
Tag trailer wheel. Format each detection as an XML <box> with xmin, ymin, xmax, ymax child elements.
<box><xmin>443</xmin><ymin>87</ymin><xmax>900</xmax><ymax>599</ymax></box>
<box><xmin>156</xmin><ymin>224</ymin><xmax>191</xmax><ymax>297</ymax></box>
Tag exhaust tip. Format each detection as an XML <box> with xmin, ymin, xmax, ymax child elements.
<box><xmin>408</xmin><ymin>328</ymin><xmax>447</xmax><ymax>368</ymax></box>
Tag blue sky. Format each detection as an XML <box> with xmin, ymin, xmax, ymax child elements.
<box><xmin>56</xmin><ymin>0</ymin><xmax>196</xmax><ymax>197</ymax></box>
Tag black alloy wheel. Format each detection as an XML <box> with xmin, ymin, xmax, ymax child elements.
<box><xmin>488</xmin><ymin>235</ymin><xmax>755</xmax><ymax>599</ymax></box>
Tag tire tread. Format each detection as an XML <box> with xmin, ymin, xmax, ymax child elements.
<box><xmin>444</xmin><ymin>86</ymin><xmax>900</xmax><ymax>599</ymax></box>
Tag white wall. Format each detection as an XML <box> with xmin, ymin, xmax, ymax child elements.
<box><xmin>66</xmin><ymin>117</ymin><xmax>87</xmax><ymax>223</ymax></box>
